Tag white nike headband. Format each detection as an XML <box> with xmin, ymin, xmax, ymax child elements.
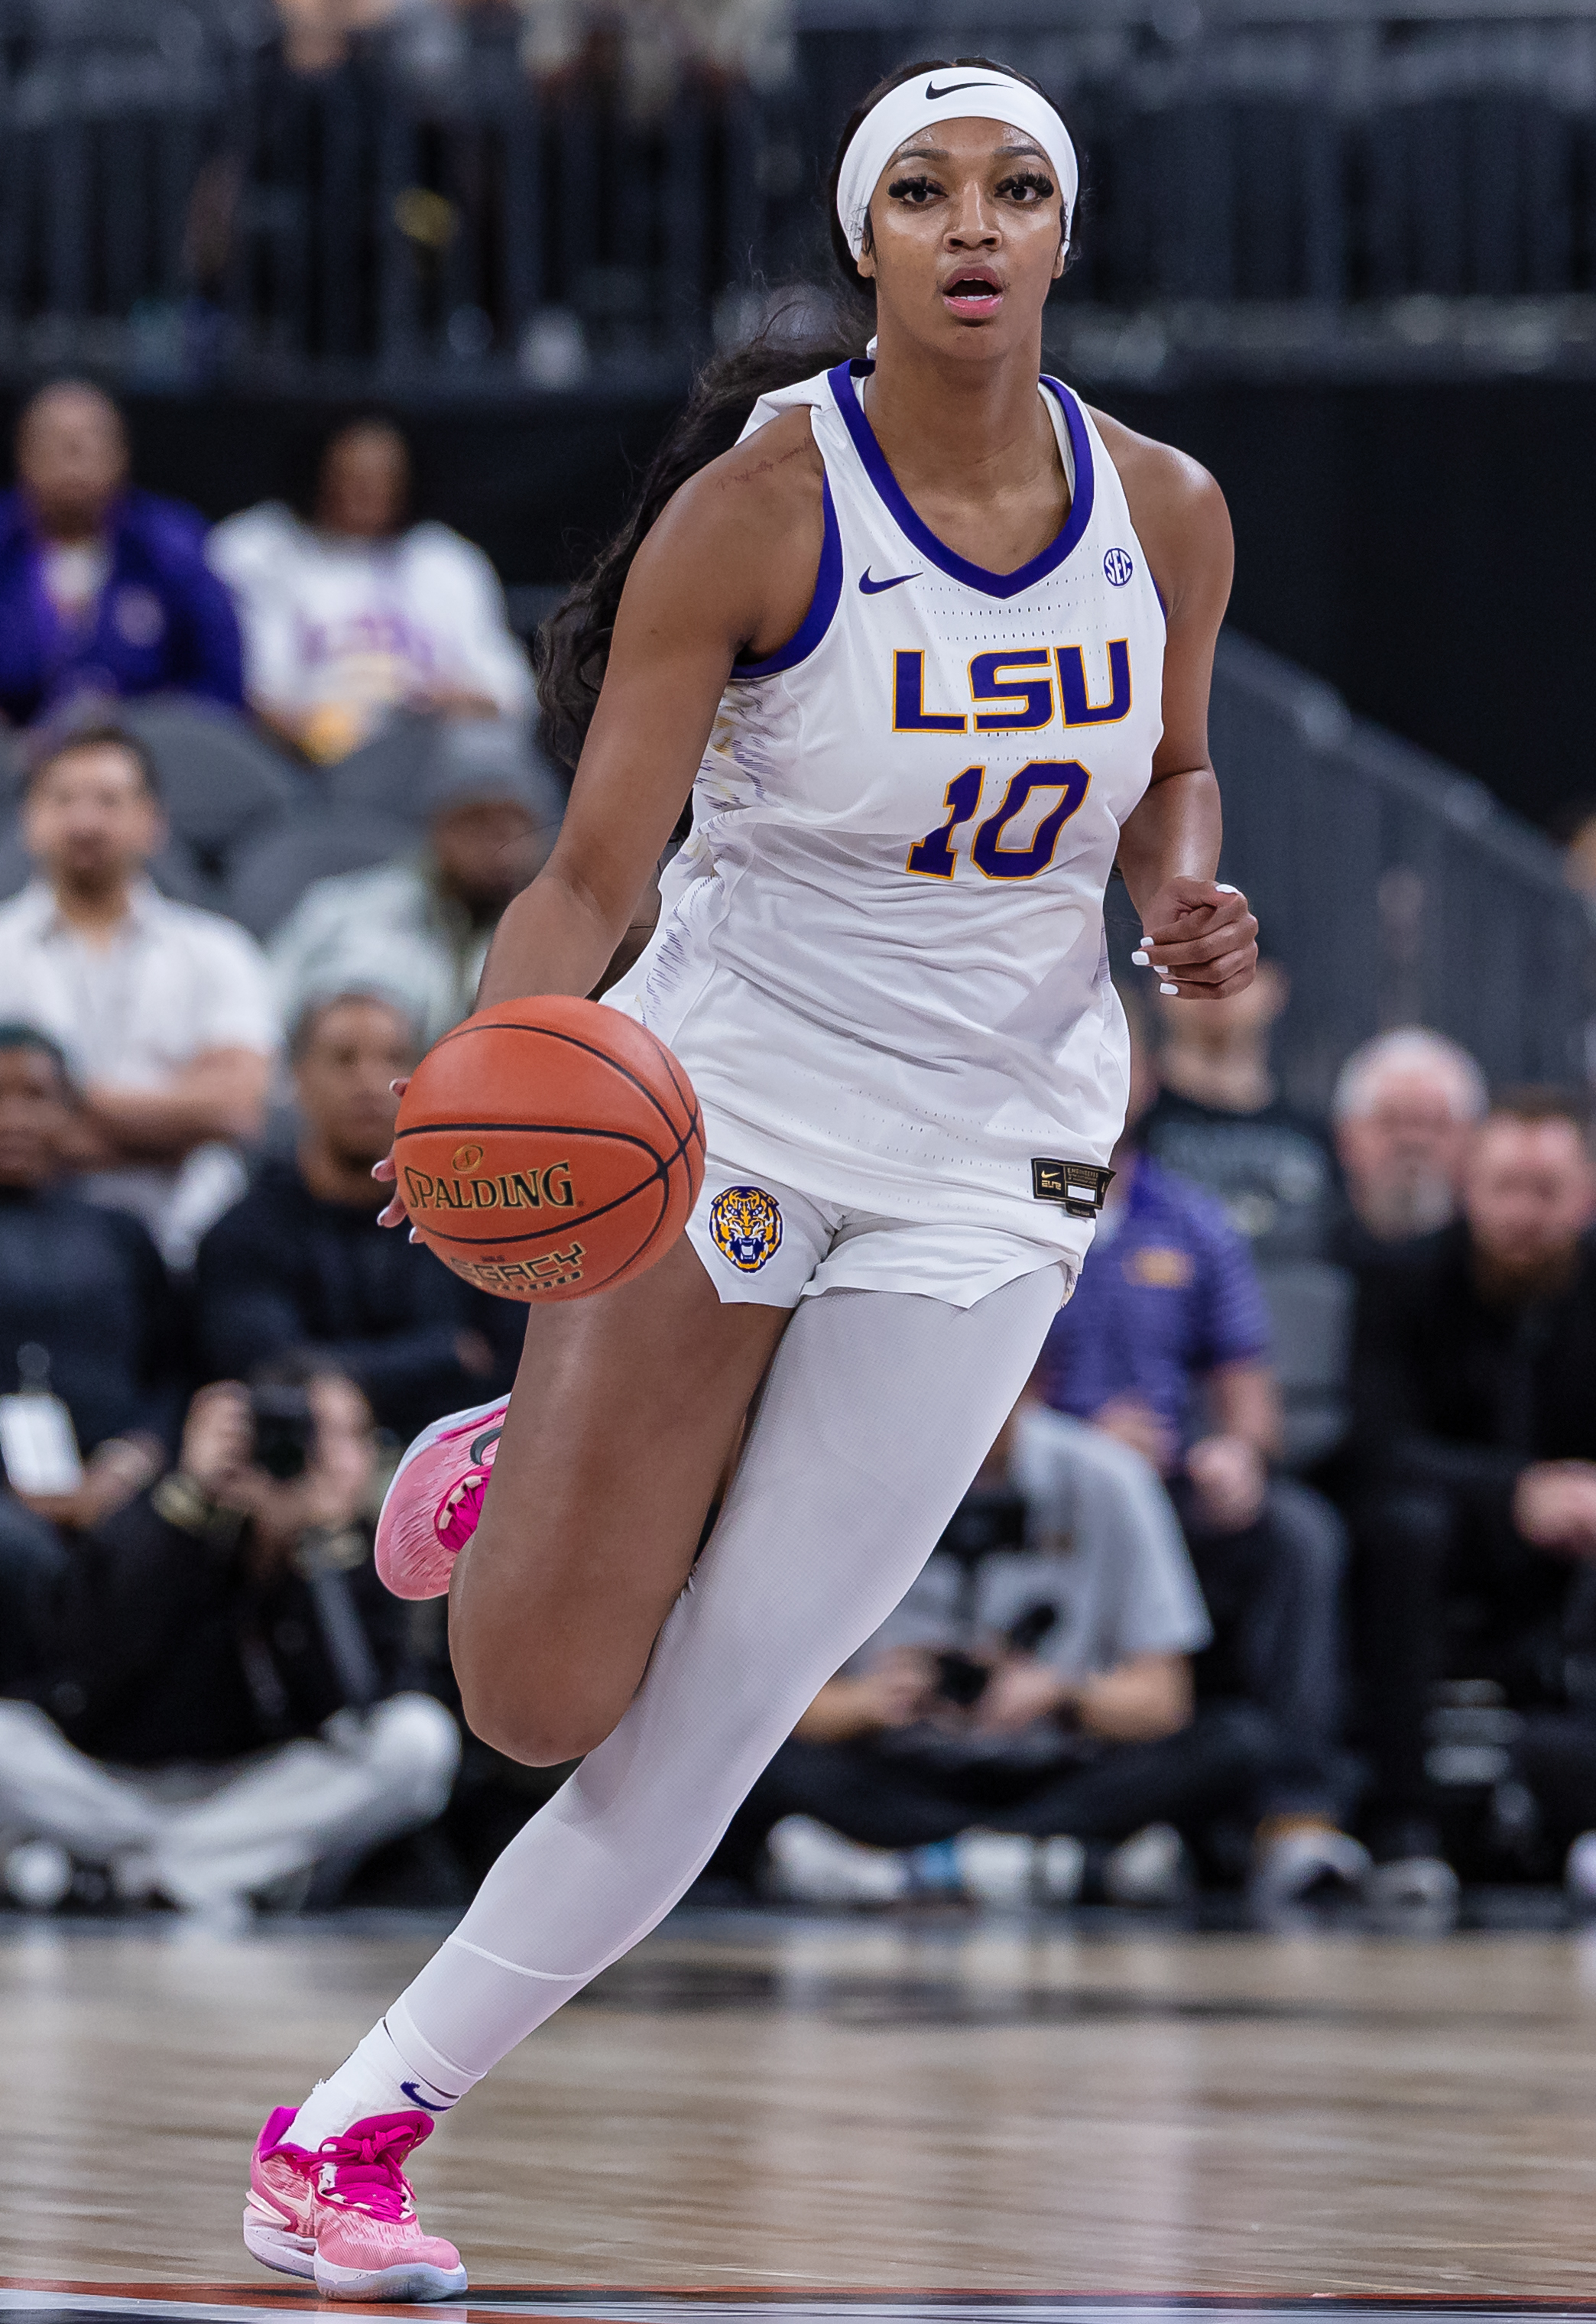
<box><xmin>835</xmin><ymin>69</ymin><xmax>1078</xmax><ymax>265</ymax></box>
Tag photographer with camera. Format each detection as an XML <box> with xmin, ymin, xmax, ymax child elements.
<box><xmin>707</xmin><ymin>1401</ymin><xmax>1280</xmax><ymax>1909</ymax></box>
<box><xmin>0</xmin><ymin>1362</ymin><xmax>459</xmax><ymax>1912</ymax></box>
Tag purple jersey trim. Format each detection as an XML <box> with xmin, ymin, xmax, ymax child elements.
<box><xmin>735</xmin><ymin>475</ymin><xmax>842</xmax><ymax>678</ymax></box>
<box><xmin>827</xmin><ymin>360</ymin><xmax>1096</xmax><ymax>602</ymax></box>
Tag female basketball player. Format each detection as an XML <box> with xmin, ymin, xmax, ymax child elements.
<box><xmin>242</xmin><ymin>60</ymin><xmax>1257</xmax><ymax>2298</ymax></box>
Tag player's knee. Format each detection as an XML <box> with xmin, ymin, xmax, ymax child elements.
<box><xmin>458</xmin><ymin>1669</ymin><xmax>628</xmax><ymax>1769</ymax></box>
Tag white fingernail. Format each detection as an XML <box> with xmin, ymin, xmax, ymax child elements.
<box><xmin>1160</xmin><ymin>982</ymin><xmax>1179</xmax><ymax>995</ymax></box>
<box><xmin>1130</xmin><ymin>949</ymin><xmax>1150</xmax><ymax>966</ymax></box>
<box><xmin>1216</xmin><ymin>882</ymin><xmax>1240</xmax><ymax>894</ymax></box>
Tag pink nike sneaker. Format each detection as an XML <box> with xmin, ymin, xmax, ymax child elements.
<box><xmin>244</xmin><ymin>2105</ymin><xmax>468</xmax><ymax>2300</ymax></box>
<box><xmin>375</xmin><ymin>1395</ymin><xmax>508</xmax><ymax>1599</ymax></box>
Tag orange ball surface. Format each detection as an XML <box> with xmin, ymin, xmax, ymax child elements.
<box><xmin>394</xmin><ymin>995</ymin><xmax>705</xmax><ymax>1303</ymax></box>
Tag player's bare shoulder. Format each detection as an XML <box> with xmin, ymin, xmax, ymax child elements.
<box><xmin>1088</xmin><ymin>406</ymin><xmax>1233</xmax><ymax>621</ymax></box>
<box><xmin>654</xmin><ymin>409</ymin><xmax>823</xmax><ymax>564</ymax></box>
<box><xmin>628</xmin><ymin>407</ymin><xmax>826</xmax><ymax>654</ymax></box>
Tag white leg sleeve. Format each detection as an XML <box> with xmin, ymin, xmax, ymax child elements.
<box><xmin>384</xmin><ymin>1271</ymin><xmax>1062</xmax><ymax>2093</ymax></box>
<box><xmin>0</xmin><ymin>1701</ymin><xmax>165</xmax><ymax>1858</ymax></box>
<box><xmin>154</xmin><ymin>1693</ymin><xmax>461</xmax><ymax>1908</ymax></box>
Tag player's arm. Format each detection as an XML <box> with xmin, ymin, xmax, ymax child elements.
<box><xmin>476</xmin><ymin>413</ymin><xmax>825</xmax><ymax>1013</ymax></box>
<box><xmin>1094</xmin><ymin>415</ymin><xmax>1257</xmax><ymax>999</ymax></box>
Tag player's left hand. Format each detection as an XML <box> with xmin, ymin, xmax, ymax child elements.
<box><xmin>373</xmin><ymin>1075</ymin><xmax>411</xmax><ymax>1230</ymax></box>
<box><xmin>1134</xmin><ymin>877</ymin><xmax>1257</xmax><ymax>998</ymax></box>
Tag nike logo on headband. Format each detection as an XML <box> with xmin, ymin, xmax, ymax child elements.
<box><xmin>924</xmin><ymin>78</ymin><xmax>996</xmax><ymax>98</ymax></box>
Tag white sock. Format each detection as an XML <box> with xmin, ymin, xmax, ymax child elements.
<box><xmin>287</xmin><ymin>2006</ymin><xmax>478</xmax><ymax>2147</ymax></box>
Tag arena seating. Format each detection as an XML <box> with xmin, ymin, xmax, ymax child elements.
<box><xmin>222</xmin><ymin>806</ymin><xmax>416</xmax><ymax>939</ymax></box>
<box><xmin>4</xmin><ymin>0</ymin><xmax>1596</xmax><ymax>390</ymax></box>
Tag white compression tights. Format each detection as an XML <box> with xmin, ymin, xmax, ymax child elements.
<box><xmin>294</xmin><ymin>1270</ymin><xmax>1062</xmax><ymax>2136</ymax></box>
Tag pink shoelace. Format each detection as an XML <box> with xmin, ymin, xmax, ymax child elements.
<box><xmin>316</xmin><ymin>2121</ymin><xmax>422</xmax><ymax>2219</ymax></box>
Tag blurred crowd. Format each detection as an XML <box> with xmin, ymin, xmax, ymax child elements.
<box><xmin>3</xmin><ymin>375</ymin><xmax>1596</xmax><ymax>1932</ymax></box>
<box><xmin>263</xmin><ymin>0</ymin><xmax>791</xmax><ymax>114</ymax></box>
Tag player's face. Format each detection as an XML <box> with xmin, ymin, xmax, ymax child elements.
<box><xmin>858</xmin><ymin>116</ymin><xmax>1066</xmax><ymax>360</ymax></box>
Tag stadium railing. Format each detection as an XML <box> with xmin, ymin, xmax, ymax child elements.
<box><xmin>1199</xmin><ymin>631</ymin><xmax>1591</xmax><ymax>1106</ymax></box>
<box><xmin>5</xmin><ymin>4</ymin><xmax>1596</xmax><ymax>387</ymax></box>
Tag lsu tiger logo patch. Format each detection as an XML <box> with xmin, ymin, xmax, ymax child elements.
<box><xmin>709</xmin><ymin>1183</ymin><xmax>783</xmax><ymax>1273</ymax></box>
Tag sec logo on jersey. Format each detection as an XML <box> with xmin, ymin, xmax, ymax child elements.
<box><xmin>709</xmin><ymin>1184</ymin><xmax>783</xmax><ymax>1273</ymax></box>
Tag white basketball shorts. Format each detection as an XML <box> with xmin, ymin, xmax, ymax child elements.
<box><xmin>685</xmin><ymin>1151</ymin><xmax>1079</xmax><ymax>1313</ymax></box>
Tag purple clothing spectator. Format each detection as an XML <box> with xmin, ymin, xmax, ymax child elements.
<box><xmin>1035</xmin><ymin>1154</ymin><xmax>1271</xmax><ymax>1443</ymax></box>
<box><xmin>0</xmin><ymin>488</ymin><xmax>244</xmax><ymax>729</ymax></box>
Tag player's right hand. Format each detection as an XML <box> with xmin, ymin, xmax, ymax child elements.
<box><xmin>1134</xmin><ymin>875</ymin><xmax>1257</xmax><ymax>998</ymax></box>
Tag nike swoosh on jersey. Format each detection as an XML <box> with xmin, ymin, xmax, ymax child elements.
<box><xmin>859</xmin><ymin>569</ymin><xmax>920</xmax><ymax>594</ymax></box>
<box><xmin>925</xmin><ymin>78</ymin><xmax>995</xmax><ymax>99</ymax></box>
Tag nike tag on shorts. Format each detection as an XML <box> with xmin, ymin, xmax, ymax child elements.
<box><xmin>1031</xmin><ymin>1159</ymin><xmax>1115</xmax><ymax>1219</ymax></box>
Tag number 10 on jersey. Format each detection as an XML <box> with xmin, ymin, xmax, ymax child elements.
<box><xmin>907</xmin><ymin>761</ymin><xmax>1092</xmax><ymax>882</ymax></box>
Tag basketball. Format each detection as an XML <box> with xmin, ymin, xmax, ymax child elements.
<box><xmin>394</xmin><ymin>995</ymin><xmax>705</xmax><ymax>1303</ymax></box>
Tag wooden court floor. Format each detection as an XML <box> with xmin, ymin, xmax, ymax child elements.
<box><xmin>6</xmin><ymin>1908</ymin><xmax>1596</xmax><ymax>2300</ymax></box>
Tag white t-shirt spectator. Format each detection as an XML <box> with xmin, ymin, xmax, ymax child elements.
<box><xmin>270</xmin><ymin>857</ymin><xmax>490</xmax><ymax>1049</ymax></box>
<box><xmin>207</xmin><ymin>503</ymin><xmax>534</xmax><ymax>747</ymax></box>
<box><xmin>861</xmin><ymin>1407</ymin><xmax>1212</xmax><ymax>1680</ymax></box>
<box><xmin>0</xmin><ymin>878</ymin><xmax>281</xmax><ymax>1260</ymax></box>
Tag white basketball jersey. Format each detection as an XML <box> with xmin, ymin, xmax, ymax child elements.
<box><xmin>604</xmin><ymin>358</ymin><xmax>1167</xmax><ymax>1256</ymax></box>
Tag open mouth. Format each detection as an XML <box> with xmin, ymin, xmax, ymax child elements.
<box><xmin>942</xmin><ymin>273</ymin><xmax>1004</xmax><ymax>317</ymax></box>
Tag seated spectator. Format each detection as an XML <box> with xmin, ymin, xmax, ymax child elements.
<box><xmin>1140</xmin><ymin>957</ymin><xmax>1341</xmax><ymax>1264</ymax></box>
<box><xmin>273</xmin><ymin>0</ymin><xmax>397</xmax><ymax>74</ymax></box>
<box><xmin>516</xmin><ymin>0</ymin><xmax>793</xmax><ymax>113</ymax></box>
<box><xmin>0</xmin><ymin>1365</ymin><xmax>459</xmax><ymax>1913</ymax></box>
<box><xmin>196</xmin><ymin>989</ymin><xmax>512</xmax><ymax>1443</ymax></box>
<box><xmin>0</xmin><ymin>381</ymin><xmax>243</xmax><ymax>730</ymax></box>
<box><xmin>1351</xmin><ymin>1091</ymin><xmax>1596</xmax><ymax>1912</ymax></box>
<box><xmin>0</xmin><ymin>724</ymin><xmax>279</xmax><ymax>1264</ymax></box>
<box><xmin>1330</xmin><ymin>1026</ymin><xmax>1487</xmax><ymax>1263</ymax></box>
<box><xmin>0</xmin><ymin>1024</ymin><xmax>181</xmax><ymax>1689</ymax></box>
<box><xmin>1555</xmin><ymin>798</ymin><xmax>1596</xmax><ymax>909</ymax></box>
<box><xmin>209</xmin><ymin>411</ymin><xmax>534</xmax><ymax>764</ymax></box>
<box><xmin>712</xmin><ymin>1402</ymin><xmax>1276</xmax><ymax>1909</ymax></box>
<box><xmin>1036</xmin><ymin>1003</ymin><xmax>1367</xmax><ymax>1910</ymax></box>
<box><xmin>268</xmin><ymin>727</ymin><xmax>557</xmax><ymax>1043</ymax></box>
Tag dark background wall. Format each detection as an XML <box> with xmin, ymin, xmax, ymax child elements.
<box><xmin>1108</xmin><ymin>377</ymin><xmax>1596</xmax><ymax>835</ymax></box>
<box><xmin>7</xmin><ymin>371</ymin><xmax>1590</xmax><ymax>829</ymax></box>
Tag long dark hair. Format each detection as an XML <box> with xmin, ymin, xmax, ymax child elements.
<box><xmin>536</xmin><ymin>294</ymin><xmax>868</xmax><ymax>774</ymax></box>
<box><xmin>536</xmin><ymin>55</ymin><xmax>1067</xmax><ymax>773</ymax></box>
